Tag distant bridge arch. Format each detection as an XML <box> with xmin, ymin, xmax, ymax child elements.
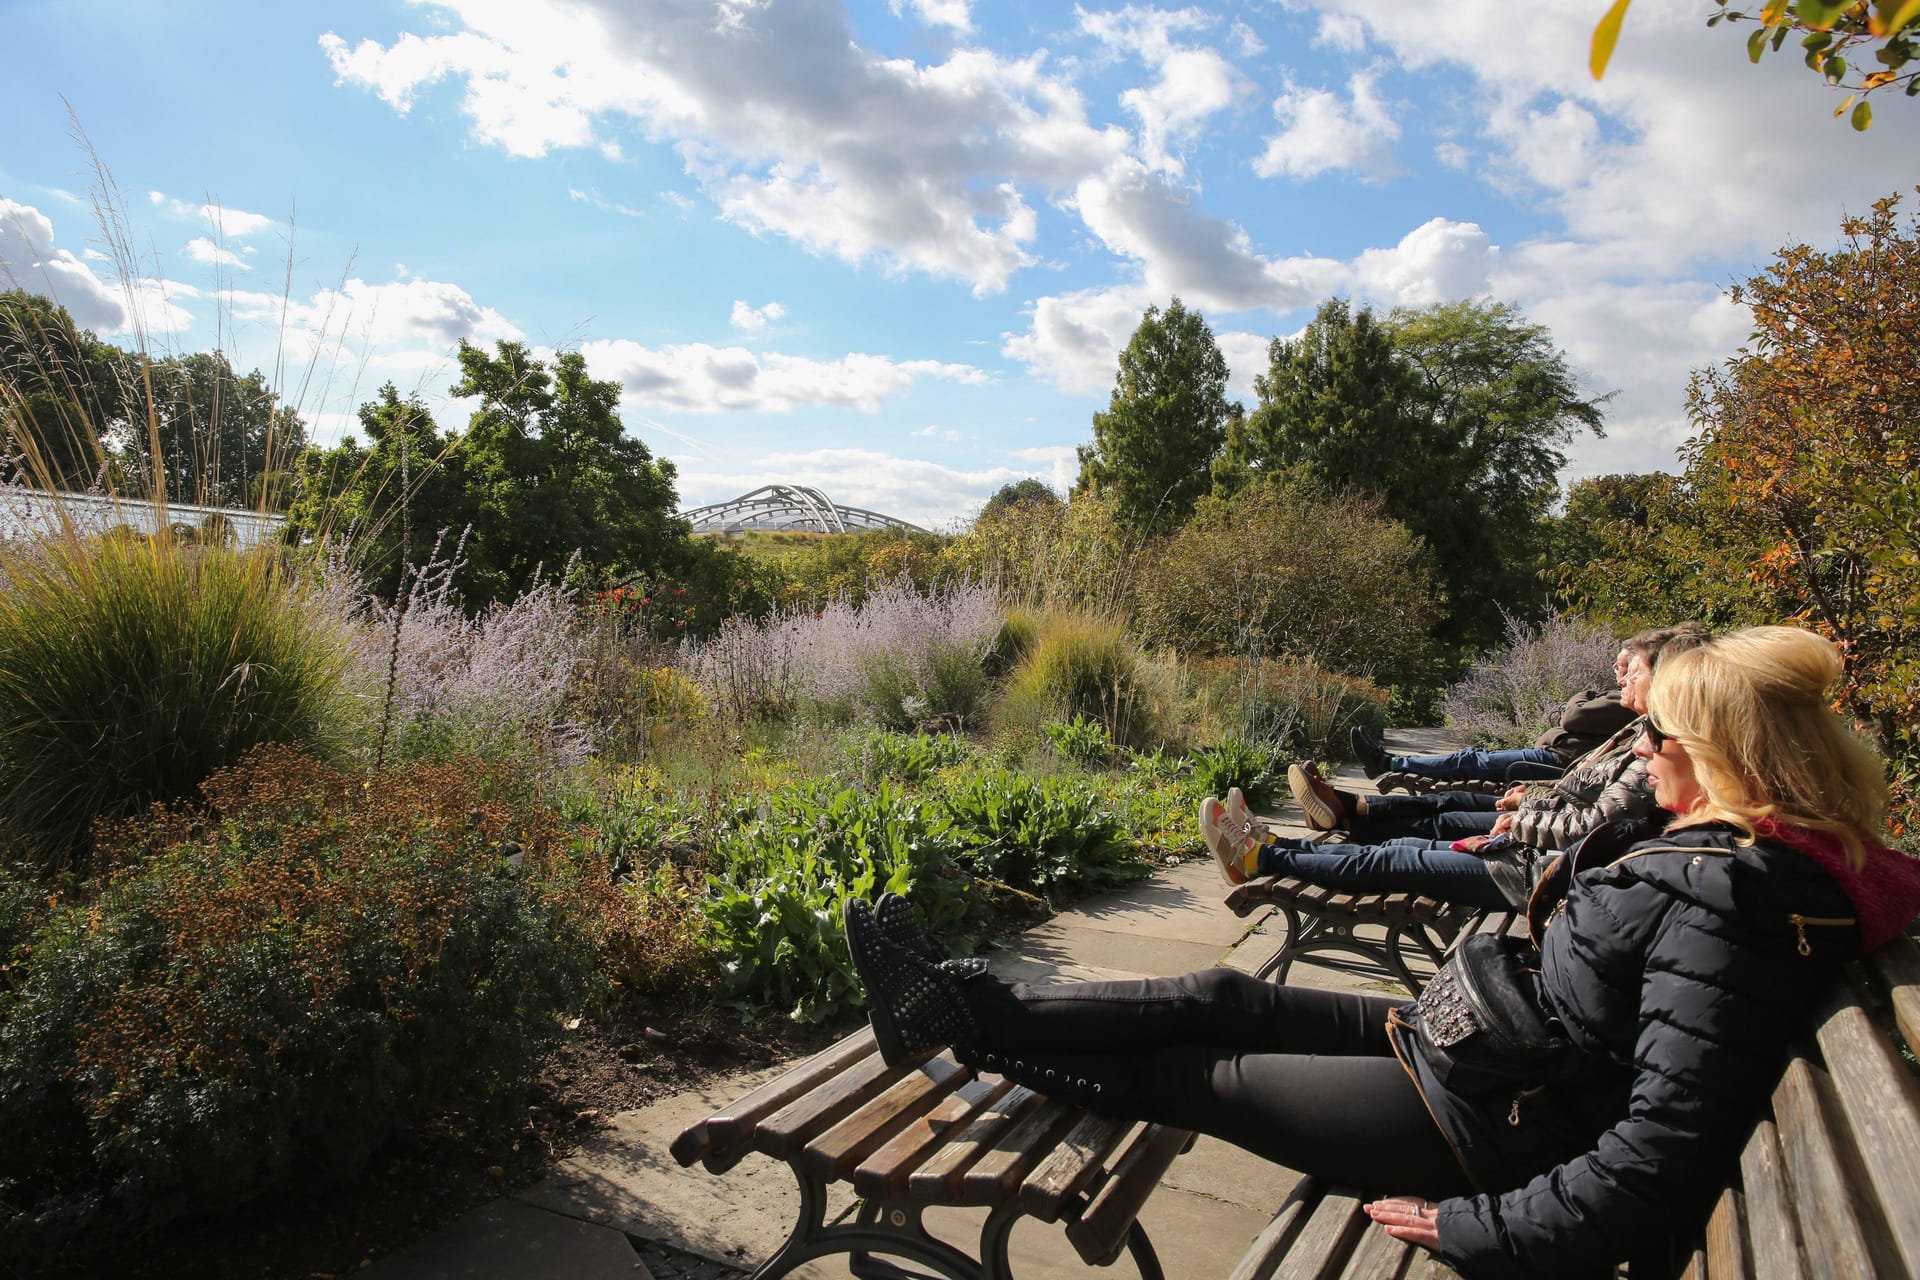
<box><xmin>679</xmin><ymin>484</ymin><xmax>926</xmax><ymax>535</ymax></box>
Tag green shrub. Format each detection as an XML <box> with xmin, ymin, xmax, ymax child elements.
<box><xmin>700</xmin><ymin>783</ymin><xmax>971</xmax><ymax>1022</ymax></box>
<box><xmin>1131</xmin><ymin>476</ymin><xmax>1442</xmax><ymax>692</ymax></box>
<box><xmin>1044</xmin><ymin>714</ymin><xmax>1116</xmax><ymax>765</ymax></box>
<box><xmin>0</xmin><ymin>747</ymin><xmax>602</xmax><ymax>1258</ymax></box>
<box><xmin>844</xmin><ymin>727</ymin><xmax>973</xmax><ymax>784</ymax></box>
<box><xmin>1188</xmin><ymin>735</ymin><xmax>1287</xmax><ymax>804</ymax></box>
<box><xmin>999</xmin><ymin>609</ymin><xmax>1162</xmax><ymax>748</ymax></box>
<box><xmin>935</xmin><ymin>768</ymin><xmax>1144</xmax><ymax>902</ymax></box>
<box><xmin>1188</xmin><ymin>656</ymin><xmax>1388</xmax><ymax>761</ymax></box>
<box><xmin>0</xmin><ymin>538</ymin><xmax>350</xmax><ymax>872</ymax></box>
<box><xmin>986</xmin><ymin>607</ymin><xmax>1040</xmax><ymax>676</ymax></box>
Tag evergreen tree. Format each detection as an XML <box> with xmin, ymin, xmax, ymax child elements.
<box><xmin>1076</xmin><ymin>297</ymin><xmax>1236</xmax><ymax>535</ymax></box>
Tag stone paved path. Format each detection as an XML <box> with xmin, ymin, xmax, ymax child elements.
<box><xmin>365</xmin><ymin>730</ymin><xmax>1460</xmax><ymax>1280</ymax></box>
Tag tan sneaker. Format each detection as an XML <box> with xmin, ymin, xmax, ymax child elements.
<box><xmin>1288</xmin><ymin>762</ymin><xmax>1349</xmax><ymax>831</ymax></box>
<box><xmin>1199</xmin><ymin>796</ymin><xmax>1261</xmax><ymax>886</ymax></box>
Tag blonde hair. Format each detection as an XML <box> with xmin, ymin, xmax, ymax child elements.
<box><xmin>1647</xmin><ymin>626</ymin><xmax>1887</xmax><ymax>867</ymax></box>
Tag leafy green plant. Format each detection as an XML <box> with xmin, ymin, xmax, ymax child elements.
<box><xmin>1188</xmin><ymin>735</ymin><xmax>1286</xmax><ymax>804</ymax></box>
<box><xmin>699</xmin><ymin>783</ymin><xmax>970</xmax><ymax>1022</ymax></box>
<box><xmin>1188</xmin><ymin>656</ymin><xmax>1389</xmax><ymax>762</ymax></box>
<box><xmin>999</xmin><ymin>608</ymin><xmax>1162</xmax><ymax>748</ymax></box>
<box><xmin>0</xmin><ymin>537</ymin><xmax>351</xmax><ymax>873</ymax></box>
<box><xmin>1044</xmin><ymin>714</ymin><xmax>1116</xmax><ymax>765</ymax></box>
<box><xmin>935</xmin><ymin>768</ymin><xmax>1144</xmax><ymax>901</ymax></box>
<box><xmin>0</xmin><ymin>747</ymin><xmax>602</xmax><ymax>1258</ymax></box>
<box><xmin>845</xmin><ymin>727</ymin><xmax>973</xmax><ymax>784</ymax></box>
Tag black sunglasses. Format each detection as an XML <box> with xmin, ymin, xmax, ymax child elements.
<box><xmin>1641</xmin><ymin>717</ymin><xmax>1674</xmax><ymax>753</ymax></box>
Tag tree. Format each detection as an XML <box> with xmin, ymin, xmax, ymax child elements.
<box><xmin>1681</xmin><ymin>187</ymin><xmax>1920</xmax><ymax>752</ymax></box>
<box><xmin>978</xmin><ymin>477</ymin><xmax>1061</xmax><ymax>523</ymax></box>
<box><xmin>121</xmin><ymin>351</ymin><xmax>308</xmax><ymax>509</ymax></box>
<box><xmin>0</xmin><ymin>290</ymin><xmax>127</xmax><ymax>490</ymax></box>
<box><xmin>1076</xmin><ymin>297</ymin><xmax>1236</xmax><ymax>536</ymax></box>
<box><xmin>451</xmin><ymin>340</ymin><xmax>685</xmax><ymax>609</ymax></box>
<box><xmin>1592</xmin><ymin>0</ymin><xmax>1919</xmax><ymax>129</ymax></box>
<box><xmin>1227</xmin><ymin>298</ymin><xmax>1605</xmax><ymax>650</ymax></box>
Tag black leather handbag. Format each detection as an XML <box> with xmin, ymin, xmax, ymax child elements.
<box><xmin>1411</xmin><ymin>933</ymin><xmax>1574</xmax><ymax>1095</ymax></box>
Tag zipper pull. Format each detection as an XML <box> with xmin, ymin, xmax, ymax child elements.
<box><xmin>1790</xmin><ymin>914</ymin><xmax>1811</xmax><ymax>957</ymax></box>
<box><xmin>1509</xmin><ymin>1093</ymin><xmax>1523</xmax><ymax>1127</ymax></box>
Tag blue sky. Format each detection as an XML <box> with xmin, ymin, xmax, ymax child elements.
<box><xmin>2</xmin><ymin>0</ymin><xmax>1915</xmax><ymax>528</ymax></box>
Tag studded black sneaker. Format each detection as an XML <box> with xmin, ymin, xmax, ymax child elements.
<box><xmin>845</xmin><ymin>898</ymin><xmax>984</xmax><ymax>1066</ymax></box>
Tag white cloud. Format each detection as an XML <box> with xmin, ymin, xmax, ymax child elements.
<box><xmin>147</xmin><ymin>191</ymin><xmax>277</xmax><ymax>238</ymax></box>
<box><xmin>1314</xmin><ymin>13</ymin><xmax>1367</xmax><ymax>53</ymax></box>
<box><xmin>911</xmin><ymin>423</ymin><xmax>961</xmax><ymax>442</ymax></box>
<box><xmin>582</xmin><ymin>338</ymin><xmax>986</xmax><ymax>413</ymax></box>
<box><xmin>568</xmin><ymin>186</ymin><xmax>647</xmax><ymax>218</ymax></box>
<box><xmin>729</xmin><ymin>299</ymin><xmax>787</xmax><ymax>331</ymax></box>
<box><xmin>183</xmin><ymin>236</ymin><xmax>253</xmax><ymax>270</ymax></box>
<box><xmin>1352</xmin><ymin>217</ymin><xmax>1495</xmax><ymax>308</ymax></box>
<box><xmin>1001</xmin><ymin>282</ymin><xmax>1155</xmax><ymax>394</ymax></box>
<box><xmin>1229</xmin><ymin>20</ymin><xmax>1265</xmax><ymax>57</ymax></box>
<box><xmin>321</xmin><ymin>2</ymin><xmax>1137</xmax><ymax>295</ymax></box>
<box><xmin>890</xmin><ymin>0</ymin><xmax>970</xmax><ymax>34</ymax></box>
<box><xmin>677</xmin><ymin>447</ymin><xmax>1041</xmax><ymax>529</ymax></box>
<box><xmin>1216</xmin><ymin>328</ymin><xmax>1275</xmax><ymax>406</ymax></box>
<box><xmin>1434</xmin><ymin>141</ymin><xmax>1470</xmax><ymax>171</ymax></box>
<box><xmin>0</xmin><ymin>196</ymin><xmax>133</xmax><ymax>331</ymax></box>
<box><xmin>1254</xmin><ymin>70</ymin><xmax>1401</xmax><ymax>183</ymax></box>
<box><xmin>1079</xmin><ymin>6</ymin><xmax>1248</xmax><ymax>177</ymax></box>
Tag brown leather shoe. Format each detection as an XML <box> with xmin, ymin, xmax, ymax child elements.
<box><xmin>1288</xmin><ymin>762</ymin><xmax>1350</xmax><ymax>831</ymax></box>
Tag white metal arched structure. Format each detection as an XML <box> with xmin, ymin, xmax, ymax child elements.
<box><xmin>679</xmin><ymin>484</ymin><xmax>926</xmax><ymax>535</ymax></box>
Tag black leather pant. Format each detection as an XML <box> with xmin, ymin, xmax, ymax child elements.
<box><xmin>959</xmin><ymin>967</ymin><xmax>1474</xmax><ymax>1199</ymax></box>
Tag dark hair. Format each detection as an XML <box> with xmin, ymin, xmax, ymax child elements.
<box><xmin>1626</xmin><ymin>621</ymin><xmax>1710</xmax><ymax>669</ymax></box>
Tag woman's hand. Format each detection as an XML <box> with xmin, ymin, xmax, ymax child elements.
<box><xmin>1365</xmin><ymin>1196</ymin><xmax>1442</xmax><ymax>1250</ymax></box>
<box><xmin>1495</xmin><ymin>783</ymin><xmax>1528</xmax><ymax>811</ymax></box>
<box><xmin>1491</xmin><ymin>812</ymin><xmax>1516</xmax><ymax>836</ymax></box>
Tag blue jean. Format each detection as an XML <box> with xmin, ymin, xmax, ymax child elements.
<box><xmin>1253</xmin><ymin>838</ymin><xmax>1512</xmax><ymax>910</ymax></box>
<box><xmin>1390</xmin><ymin>745</ymin><xmax>1561</xmax><ymax>782</ymax></box>
<box><xmin>1352</xmin><ymin>791</ymin><xmax>1501</xmax><ymax>844</ymax></box>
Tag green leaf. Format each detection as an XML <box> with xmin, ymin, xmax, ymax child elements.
<box><xmin>1592</xmin><ymin>0</ymin><xmax>1633</xmax><ymax>78</ymax></box>
<box><xmin>1802</xmin><ymin>31</ymin><xmax>1834</xmax><ymax>50</ymax></box>
<box><xmin>1797</xmin><ymin>0</ymin><xmax>1851</xmax><ymax>25</ymax></box>
<box><xmin>1851</xmin><ymin>100</ymin><xmax>1873</xmax><ymax>129</ymax></box>
<box><xmin>1825</xmin><ymin>53</ymin><xmax>1848</xmax><ymax>82</ymax></box>
<box><xmin>1876</xmin><ymin>0</ymin><xmax>1920</xmax><ymax>35</ymax></box>
<box><xmin>1771</xmin><ymin>23</ymin><xmax>1791</xmax><ymax>50</ymax></box>
<box><xmin>1749</xmin><ymin>27</ymin><xmax>1770</xmax><ymax>61</ymax></box>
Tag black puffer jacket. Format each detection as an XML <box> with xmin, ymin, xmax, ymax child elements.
<box><xmin>1399</xmin><ymin>821</ymin><xmax>1862</xmax><ymax>1279</ymax></box>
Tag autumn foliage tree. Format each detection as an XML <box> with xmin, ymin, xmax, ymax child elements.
<box><xmin>1683</xmin><ymin>187</ymin><xmax>1920</xmax><ymax>756</ymax></box>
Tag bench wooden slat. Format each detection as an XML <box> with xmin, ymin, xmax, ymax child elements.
<box><xmin>1771</xmin><ymin>1056</ymin><xmax>1878</xmax><ymax>1280</ymax></box>
<box><xmin>851</xmin><ymin>1073</ymin><xmax>1012</xmax><ymax>1198</ymax></box>
<box><xmin>958</xmin><ymin>1097</ymin><xmax>1082</xmax><ymax>1204</ymax></box>
<box><xmin>755</xmin><ymin>1047</ymin><xmax>924</xmax><ymax>1158</ymax></box>
<box><xmin>1867</xmin><ymin>935</ymin><xmax>1920</xmax><ymax>1062</ymax></box>
<box><xmin>1702</xmin><ymin>1186</ymin><xmax>1749</xmax><ymax>1280</ymax></box>
<box><xmin>1810</xmin><ymin>979</ymin><xmax>1920</xmax><ymax>1276</ymax></box>
<box><xmin>1015</xmin><ymin>1110</ymin><xmax>1136</xmax><ymax>1222</ymax></box>
<box><xmin>1273</xmin><ymin>1190</ymin><xmax>1367</xmax><ymax>1280</ymax></box>
<box><xmin>1333</xmin><ymin>1219</ymin><xmax>1416</xmax><ymax>1279</ymax></box>
<box><xmin>1225</xmin><ymin>1177</ymin><xmax>1321</xmax><ymax>1280</ymax></box>
<box><xmin>670</xmin><ymin>1025</ymin><xmax>877</xmax><ymax>1166</ymax></box>
<box><xmin>1737</xmin><ymin>1117</ymin><xmax>1806</xmax><ymax>1280</ymax></box>
<box><xmin>906</xmin><ymin>1083</ymin><xmax>1046</xmax><ymax>1198</ymax></box>
<box><xmin>797</xmin><ymin>1053</ymin><xmax>967</xmax><ymax>1180</ymax></box>
<box><xmin>1063</xmin><ymin>1122</ymin><xmax>1194</xmax><ymax>1268</ymax></box>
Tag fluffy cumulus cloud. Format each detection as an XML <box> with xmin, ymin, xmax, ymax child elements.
<box><xmin>147</xmin><ymin>192</ymin><xmax>278</xmax><ymax>238</ymax></box>
<box><xmin>321</xmin><ymin>0</ymin><xmax>1136</xmax><ymax>295</ymax></box>
<box><xmin>581</xmin><ymin>338</ymin><xmax>986</xmax><ymax>414</ymax></box>
<box><xmin>183</xmin><ymin>236</ymin><xmax>253</xmax><ymax>270</ymax></box>
<box><xmin>1353</xmin><ymin>218</ymin><xmax>1496</xmax><ymax>308</ymax></box>
<box><xmin>890</xmin><ymin>0</ymin><xmax>970</xmax><ymax>34</ymax></box>
<box><xmin>677</xmin><ymin>446</ymin><xmax>1044</xmax><ymax>529</ymax></box>
<box><xmin>1253</xmin><ymin>70</ymin><xmax>1401</xmax><ymax>183</ymax></box>
<box><xmin>1079</xmin><ymin>6</ymin><xmax>1248</xmax><ymax>176</ymax></box>
<box><xmin>0</xmin><ymin>196</ymin><xmax>136</xmax><ymax>331</ymax></box>
<box><xmin>729</xmin><ymin>299</ymin><xmax>786</xmax><ymax>331</ymax></box>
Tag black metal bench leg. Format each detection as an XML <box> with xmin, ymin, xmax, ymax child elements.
<box><xmin>1124</xmin><ymin>1219</ymin><xmax>1166</xmax><ymax>1280</ymax></box>
<box><xmin>753</xmin><ymin>1169</ymin><xmax>984</xmax><ymax>1280</ymax></box>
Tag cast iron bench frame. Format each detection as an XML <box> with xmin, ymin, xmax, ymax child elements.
<box><xmin>670</xmin><ymin>1026</ymin><xmax>1193</xmax><ymax>1280</ymax></box>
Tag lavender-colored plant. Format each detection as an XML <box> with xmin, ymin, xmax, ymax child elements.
<box><xmin>325</xmin><ymin>536</ymin><xmax>591</xmax><ymax>768</ymax></box>
<box><xmin>682</xmin><ymin>576</ymin><xmax>1000</xmax><ymax>728</ymax></box>
<box><xmin>1440</xmin><ymin>612</ymin><xmax>1621</xmax><ymax>749</ymax></box>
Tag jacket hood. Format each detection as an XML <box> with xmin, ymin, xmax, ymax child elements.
<box><xmin>1754</xmin><ymin>820</ymin><xmax>1920</xmax><ymax>954</ymax></box>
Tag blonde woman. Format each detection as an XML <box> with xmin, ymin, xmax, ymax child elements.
<box><xmin>848</xmin><ymin>627</ymin><xmax>1920</xmax><ymax>1276</ymax></box>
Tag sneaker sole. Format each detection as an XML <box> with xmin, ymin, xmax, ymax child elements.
<box><xmin>1288</xmin><ymin>764</ymin><xmax>1341</xmax><ymax>831</ymax></box>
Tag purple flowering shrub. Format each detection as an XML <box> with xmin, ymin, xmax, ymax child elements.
<box><xmin>1439</xmin><ymin>612</ymin><xmax>1620</xmax><ymax>749</ymax></box>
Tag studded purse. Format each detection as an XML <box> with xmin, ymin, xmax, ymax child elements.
<box><xmin>1411</xmin><ymin>933</ymin><xmax>1574</xmax><ymax>1096</ymax></box>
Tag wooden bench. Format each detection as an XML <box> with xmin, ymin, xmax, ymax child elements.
<box><xmin>1224</xmin><ymin>875</ymin><xmax>1504</xmax><ymax>996</ymax></box>
<box><xmin>1224</xmin><ymin>933</ymin><xmax>1920</xmax><ymax>1279</ymax></box>
<box><xmin>670</xmin><ymin>1025</ymin><xmax>1194</xmax><ymax>1280</ymax></box>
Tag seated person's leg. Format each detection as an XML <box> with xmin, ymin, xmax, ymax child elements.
<box><xmin>1387</xmin><ymin>745</ymin><xmax>1560</xmax><ymax>782</ymax></box>
<box><xmin>1254</xmin><ymin>839</ymin><xmax>1512</xmax><ymax>910</ymax></box>
<box><xmin>1348</xmin><ymin>790</ymin><xmax>1499</xmax><ymax>842</ymax></box>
